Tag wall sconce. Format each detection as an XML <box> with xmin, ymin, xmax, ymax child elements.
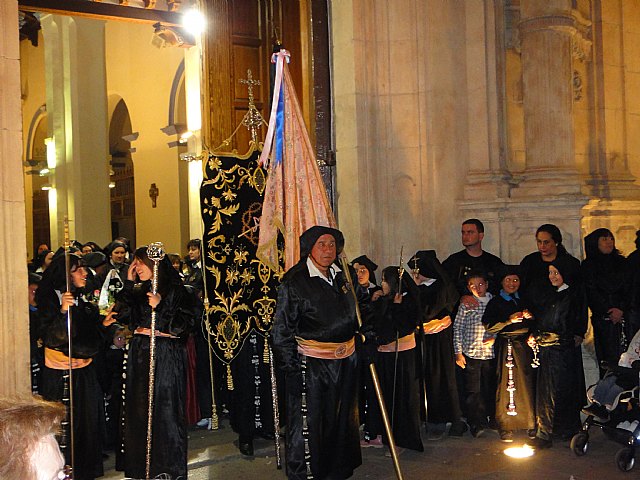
<box><xmin>45</xmin><ymin>137</ymin><xmax>56</xmax><ymax>169</ymax></box>
<box><xmin>41</xmin><ymin>183</ymin><xmax>53</xmax><ymax>191</ymax></box>
<box><xmin>109</xmin><ymin>181</ymin><xmax>116</xmax><ymax>189</ymax></box>
<box><xmin>151</xmin><ymin>22</ymin><xmax>195</xmax><ymax>48</ymax></box>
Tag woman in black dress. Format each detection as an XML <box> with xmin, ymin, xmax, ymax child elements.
<box><xmin>37</xmin><ymin>253</ymin><xmax>106</xmax><ymax>480</ymax></box>
<box><xmin>116</xmin><ymin>246</ymin><xmax>198</xmax><ymax>479</ymax></box>
<box><xmin>582</xmin><ymin>228</ymin><xmax>630</xmax><ymax>377</ymax></box>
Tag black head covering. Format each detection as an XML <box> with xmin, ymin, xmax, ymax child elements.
<box><xmin>83</xmin><ymin>251</ymin><xmax>107</xmax><ymax>269</ymax></box>
<box><xmin>498</xmin><ymin>264</ymin><xmax>520</xmax><ymax>282</ymax></box>
<box><xmin>105</xmin><ymin>240</ymin><xmax>128</xmax><ymax>257</ymax></box>
<box><xmin>37</xmin><ymin>252</ymin><xmax>85</xmax><ymax>294</ymax></box>
<box><xmin>584</xmin><ymin>228</ymin><xmax>617</xmax><ymax>259</ymax></box>
<box><xmin>381</xmin><ymin>265</ymin><xmax>419</xmax><ymax>297</ymax></box>
<box><xmin>32</xmin><ymin>249</ymin><xmax>52</xmax><ymax>270</ymax></box>
<box><xmin>28</xmin><ymin>272</ymin><xmax>42</xmax><ymax>285</ymax></box>
<box><xmin>133</xmin><ymin>245</ymin><xmax>183</xmax><ymax>295</ymax></box>
<box><xmin>299</xmin><ymin>225</ymin><xmax>345</xmax><ymax>258</ymax></box>
<box><xmin>550</xmin><ymin>255</ymin><xmax>580</xmax><ymax>287</ymax></box>
<box><xmin>351</xmin><ymin>254</ymin><xmax>378</xmax><ymax>285</ymax></box>
<box><xmin>410</xmin><ymin>250</ymin><xmax>441</xmax><ymax>279</ymax></box>
<box><xmin>635</xmin><ymin>230</ymin><xmax>640</xmax><ymax>250</ymax></box>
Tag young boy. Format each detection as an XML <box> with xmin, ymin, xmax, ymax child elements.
<box><xmin>453</xmin><ymin>271</ymin><xmax>496</xmax><ymax>437</ymax></box>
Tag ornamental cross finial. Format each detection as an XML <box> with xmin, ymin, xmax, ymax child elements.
<box><xmin>239</xmin><ymin>70</ymin><xmax>264</xmax><ymax>143</ymax></box>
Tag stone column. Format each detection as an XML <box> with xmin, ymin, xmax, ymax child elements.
<box><xmin>41</xmin><ymin>15</ymin><xmax>111</xmax><ymax>247</ymax></box>
<box><xmin>514</xmin><ymin>1</ymin><xmax>585</xmax><ymax>196</ymax></box>
<box><xmin>0</xmin><ymin>0</ymin><xmax>31</xmax><ymax>397</ymax></box>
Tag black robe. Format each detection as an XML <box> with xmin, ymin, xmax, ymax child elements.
<box><xmin>372</xmin><ymin>293</ymin><xmax>423</xmax><ymax>451</ymax></box>
<box><xmin>531</xmin><ymin>285</ymin><xmax>587</xmax><ymax>440</ymax></box>
<box><xmin>417</xmin><ymin>278</ymin><xmax>462</xmax><ymax>424</ymax></box>
<box><xmin>582</xmin><ymin>253</ymin><xmax>630</xmax><ymax>375</ymax></box>
<box><xmin>116</xmin><ymin>279</ymin><xmax>197</xmax><ymax>479</ymax></box>
<box><xmin>38</xmin><ymin>291</ymin><xmax>105</xmax><ymax>480</ymax></box>
<box><xmin>483</xmin><ymin>293</ymin><xmax>536</xmax><ymax>432</ymax></box>
<box><xmin>273</xmin><ymin>260</ymin><xmax>361</xmax><ymax>480</ymax></box>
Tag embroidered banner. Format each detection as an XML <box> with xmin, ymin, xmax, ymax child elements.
<box><xmin>200</xmin><ymin>148</ymin><xmax>282</xmax><ymax>369</ymax></box>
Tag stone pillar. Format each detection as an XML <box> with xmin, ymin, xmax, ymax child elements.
<box><xmin>514</xmin><ymin>1</ymin><xmax>586</xmax><ymax>196</ymax></box>
<box><xmin>41</xmin><ymin>15</ymin><xmax>111</xmax><ymax>247</ymax></box>
<box><xmin>0</xmin><ymin>0</ymin><xmax>31</xmax><ymax>397</ymax></box>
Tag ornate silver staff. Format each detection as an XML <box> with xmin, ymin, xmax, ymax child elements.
<box><xmin>530</xmin><ymin>340</ymin><xmax>540</xmax><ymax>369</ymax></box>
<box><xmin>145</xmin><ymin>242</ymin><xmax>165</xmax><ymax>480</ymax></box>
<box><xmin>506</xmin><ymin>339</ymin><xmax>517</xmax><ymax>416</ymax></box>
<box><xmin>63</xmin><ymin>217</ymin><xmax>75</xmax><ymax>479</ymax></box>
<box><xmin>268</xmin><ymin>339</ymin><xmax>282</xmax><ymax>468</ymax></box>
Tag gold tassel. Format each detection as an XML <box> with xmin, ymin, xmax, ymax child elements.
<box><xmin>227</xmin><ymin>363</ymin><xmax>234</xmax><ymax>390</ymax></box>
<box><xmin>263</xmin><ymin>338</ymin><xmax>270</xmax><ymax>364</ymax></box>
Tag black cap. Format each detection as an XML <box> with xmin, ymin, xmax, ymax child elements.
<box><xmin>299</xmin><ymin>225</ymin><xmax>345</xmax><ymax>258</ymax></box>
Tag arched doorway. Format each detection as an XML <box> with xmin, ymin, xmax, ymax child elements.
<box><xmin>109</xmin><ymin>98</ymin><xmax>136</xmax><ymax>247</ymax></box>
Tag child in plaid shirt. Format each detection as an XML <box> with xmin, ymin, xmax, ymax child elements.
<box><xmin>454</xmin><ymin>271</ymin><xmax>497</xmax><ymax>437</ymax></box>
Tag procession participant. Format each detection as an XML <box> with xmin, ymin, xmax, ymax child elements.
<box><xmin>370</xmin><ymin>265</ymin><xmax>423</xmax><ymax>452</ymax></box>
<box><xmin>350</xmin><ymin>254</ymin><xmax>383</xmax><ymax>448</ymax></box>
<box><xmin>411</xmin><ymin>250</ymin><xmax>466</xmax><ymax>439</ymax></box>
<box><xmin>37</xmin><ymin>253</ymin><xmax>106</xmax><ymax>480</ymax></box>
<box><xmin>582</xmin><ymin>228</ymin><xmax>630</xmax><ymax>377</ymax></box>
<box><xmin>527</xmin><ymin>256</ymin><xmax>587</xmax><ymax>449</ymax></box>
<box><xmin>482</xmin><ymin>265</ymin><xmax>536</xmax><ymax>442</ymax></box>
<box><xmin>115</xmin><ymin>246</ymin><xmax>199</xmax><ymax>479</ymax></box>
<box><xmin>273</xmin><ymin>225</ymin><xmax>362</xmax><ymax>480</ymax></box>
<box><xmin>443</xmin><ymin>219</ymin><xmax>504</xmax><ymax>301</ymax></box>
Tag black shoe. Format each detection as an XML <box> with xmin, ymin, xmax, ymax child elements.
<box><xmin>487</xmin><ymin>417</ymin><xmax>499</xmax><ymax>431</ymax></box>
<box><xmin>499</xmin><ymin>430</ymin><xmax>514</xmax><ymax>443</ymax></box>
<box><xmin>527</xmin><ymin>429</ymin><xmax>537</xmax><ymax>439</ymax></box>
<box><xmin>449</xmin><ymin>421</ymin><xmax>468</xmax><ymax>437</ymax></box>
<box><xmin>470</xmin><ymin>425</ymin><xmax>485</xmax><ymax>438</ymax></box>
<box><xmin>527</xmin><ymin>437</ymin><xmax>552</xmax><ymax>450</ymax></box>
<box><xmin>238</xmin><ymin>437</ymin><xmax>254</xmax><ymax>456</ymax></box>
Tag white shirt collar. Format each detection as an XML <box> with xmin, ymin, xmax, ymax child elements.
<box><xmin>306</xmin><ymin>256</ymin><xmax>341</xmax><ymax>285</ymax></box>
<box><xmin>419</xmin><ymin>278</ymin><xmax>437</xmax><ymax>287</ymax></box>
<box><xmin>557</xmin><ymin>283</ymin><xmax>569</xmax><ymax>292</ymax></box>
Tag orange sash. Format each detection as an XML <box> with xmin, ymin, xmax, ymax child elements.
<box><xmin>377</xmin><ymin>333</ymin><xmax>416</xmax><ymax>353</ymax></box>
<box><xmin>296</xmin><ymin>337</ymin><xmax>355</xmax><ymax>359</ymax></box>
<box><xmin>44</xmin><ymin>347</ymin><xmax>92</xmax><ymax>370</ymax></box>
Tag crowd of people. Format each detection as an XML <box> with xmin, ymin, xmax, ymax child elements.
<box><xmin>26</xmin><ymin>237</ymin><xmax>208</xmax><ymax>479</ymax></box>
<box><xmin>16</xmin><ymin>219</ymin><xmax>640</xmax><ymax>479</ymax></box>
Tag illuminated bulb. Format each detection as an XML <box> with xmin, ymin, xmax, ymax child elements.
<box><xmin>182</xmin><ymin>9</ymin><xmax>206</xmax><ymax>36</ymax></box>
<box><xmin>109</xmin><ymin>181</ymin><xmax>116</xmax><ymax>189</ymax></box>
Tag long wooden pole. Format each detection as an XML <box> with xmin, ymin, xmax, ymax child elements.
<box><xmin>63</xmin><ymin>217</ymin><xmax>75</xmax><ymax>479</ymax></box>
<box><xmin>339</xmin><ymin>256</ymin><xmax>404</xmax><ymax>480</ymax></box>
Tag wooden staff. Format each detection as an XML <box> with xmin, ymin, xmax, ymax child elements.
<box><xmin>145</xmin><ymin>242</ymin><xmax>165</xmax><ymax>480</ymax></box>
<box><xmin>63</xmin><ymin>217</ymin><xmax>75</xmax><ymax>479</ymax></box>
<box><xmin>340</xmin><ymin>256</ymin><xmax>404</xmax><ymax>480</ymax></box>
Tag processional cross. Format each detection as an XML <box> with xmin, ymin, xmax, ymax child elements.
<box><xmin>239</xmin><ymin>70</ymin><xmax>264</xmax><ymax>144</ymax></box>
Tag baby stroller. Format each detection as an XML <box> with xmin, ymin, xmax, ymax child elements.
<box><xmin>570</xmin><ymin>365</ymin><xmax>640</xmax><ymax>472</ymax></box>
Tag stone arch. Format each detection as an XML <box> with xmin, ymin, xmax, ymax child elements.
<box><xmin>107</xmin><ymin>95</ymin><xmax>136</xmax><ymax>247</ymax></box>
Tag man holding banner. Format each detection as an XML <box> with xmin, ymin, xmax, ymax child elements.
<box><xmin>272</xmin><ymin>225</ymin><xmax>362</xmax><ymax>480</ymax></box>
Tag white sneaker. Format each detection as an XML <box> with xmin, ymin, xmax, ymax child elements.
<box><xmin>196</xmin><ymin>418</ymin><xmax>212</xmax><ymax>429</ymax></box>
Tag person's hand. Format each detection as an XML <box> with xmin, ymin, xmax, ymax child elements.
<box><xmin>455</xmin><ymin>353</ymin><xmax>466</xmax><ymax>369</ymax></box>
<box><xmin>607</xmin><ymin>307</ymin><xmax>624</xmax><ymax>324</ymax></box>
<box><xmin>393</xmin><ymin>293</ymin><xmax>402</xmax><ymax>304</ymax></box>
<box><xmin>102</xmin><ymin>308</ymin><xmax>118</xmax><ymax>327</ymax></box>
<box><xmin>527</xmin><ymin>335</ymin><xmax>536</xmax><ymax>348</ymax></box>
<box><xmin>60</xmin><ymin>292</ymin><xmax>74</xmax><ymax>314</ymax></box>
<box><xmin>423</xmin><ymin>316</ymin><xmax>452</xmax><ymax>334</ymax></box>
<box><xmin>127</xmin><ymin>260</ymin><xmax>138</xmax><ymax>282</ymax></box>
<box><xmin>574</xmin><ymin>335</ymin><xmax>583</xmax><ymax>347</ymax></box>
<box><xmin>509</xmin><ymin>312</ymin><xmax>523</xmax><ymax>323</ymax></box>
<box><xmin>371</xmin><ymin>290</ymin><xmax>384</xmax><ymax>302</ymax></box>
<box><xmin>522</xmin><ymin>309</ymin><xmax>533</xmax><ymax>320</ymax></box>
<box><xmin>483</xmin><ymin>336</ymin><xmax>495</xmax><ymax>346</ymax></box>
<box><xmin>460</xmin><ymin>295</ymin><xmax>479</xmax><ymax>308</ymax></box>
<box><xmin>147</xmin><ymin>292</ymin><xmax>162</xmax><ymax>309</ymax></box>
